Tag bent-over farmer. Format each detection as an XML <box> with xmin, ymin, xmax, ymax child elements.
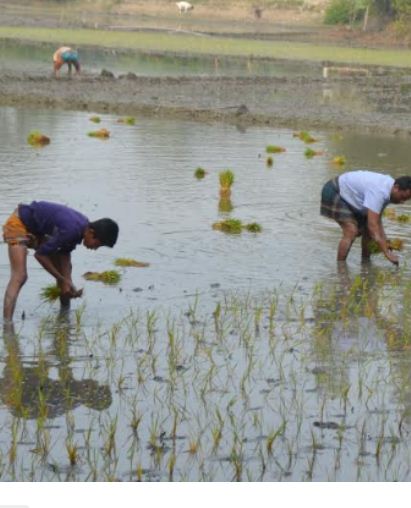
<box><xmin>53</xmin><ymin>46</ymin><xmax>80</xmax><ymax>77</ymax></box>
<box><xmin>320</xmin><ymin>170</ymin><xmax>411</xmax><ymax>264</ymax></box>
<box><xmin>2</xmin><ymin>201</ymin><xmax>119</xmax><ymax>321</ymax></box>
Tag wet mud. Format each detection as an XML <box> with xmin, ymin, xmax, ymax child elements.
<box><xmin>1</xmin><ymin>65</ymin><xmax>411</xmax><ymax>136</ymax></box>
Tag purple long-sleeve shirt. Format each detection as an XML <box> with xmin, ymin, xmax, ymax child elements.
<box><xmin>18</xmin><ymin>201</ymin><xmax>89</xmax><ymax>256</ymax></box>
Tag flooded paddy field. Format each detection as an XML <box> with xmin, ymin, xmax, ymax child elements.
<box><xmin>2</xmin><ymin>106</ymin><xmax>411</xmax><ymax>480</ymax></box>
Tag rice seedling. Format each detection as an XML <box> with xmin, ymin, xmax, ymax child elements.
<box><xmin>332</xmin><ymin>155</ymin><xmax>346</xmax><ymax>166</ymax></box>
<box><xmin>66</xmin><ymin>441</ymin><xmax>79</xmax><ymax>466</ymax></box>
<box><xmin>87</xmin><ymin>128</ymin><xmax>110</xmax><ymax>138</ymax></box>
<box><xmin>117</xmin><ymin>116</ymin><xmax>135</xmax><ymax>125</ymax></box>
<box><xmin>265</xmin><ymin>145</ymin><xmax>286</xmax><ymax>154</ymax></box>
<box><xmin>114</xmin><ymin>258</ymin><xmax>149</xmax><ymax>268</ymax></box>
<box><xmin>368</xmin><ymin>238</ymin><xmax>404</xmax><ymax>254</ymax></box>
<box><xmin>194</xmin><ymin>167</ymin><xmax>207</xmax><ymax>179</ymax></box>
<box><xmin>83</xmin><ymin>270</ymin><xmax>121</xmax><ymax>284</ymax></box>
<box><xmin>245</xmin><ymin>222</ymin><xmax>262</xmax><ymax>233</ymax></box>
<box><xmin>218</xmin><ymin>197</ymin><xmax>233</xmax><ymax>213</ymax></box>
<box><xmin>293</xmin><ymin>131</ymin><xmax>317</xmax><ymax>143</ymax></box>
<box><xmin>396</xmin><ymin>214</ymin><xmax>411</xmax><ymax>223</ymax></box>
<box><xmin>40</xmin><ymin>284</ymin><xmax>61</xmax><ymax>302</ymax></box>
<box><xmin>89</xmin><ymin>115</ymin><xmax>101</xmax><ymax>123</ymax></box>
<box><xmin>27</xmin><ymin>130</ymin><xmax>50</xmax><ymax>146</ymax></box>
<box><xmin>219</xmin><ymin>170</ymin><xmax>235</xmax><ymax>197</ymax></box>
<box><xmin>266</xmin><ymin>156</ymin><xmax>273</xmax><ymax>167</ymax></box>
<box><xmin>212</xmin><ymin>218</ymin><xmax>243</xmax><ymax>234</ymax></box>
<box><xmin>304</xmin><ymin>148</ymin><xmax>323</xmax><ymax>158</ymax></box>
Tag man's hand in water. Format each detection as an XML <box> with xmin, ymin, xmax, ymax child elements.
<box><xmin>386</xmin><ymin>250</ymin><xmax>399</xmax><ymax>266</ymax></box>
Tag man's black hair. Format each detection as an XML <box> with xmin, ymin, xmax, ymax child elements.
<box><xmin>89</xmin><ymin>218</ymin><xmax>119</xmax><ymax>247</ymax></box>
<box><xmin>394</xmin><ymin>176</ymin><xmax>411</xmax><ymax>190</ymax></box>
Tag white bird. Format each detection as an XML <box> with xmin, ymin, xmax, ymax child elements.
<box><xmin>176</xmin><ymin>1</ymin><xmax>194</xmax><ymax>13</ymax></box>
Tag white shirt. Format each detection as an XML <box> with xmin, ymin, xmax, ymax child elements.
<box><xmin>339</xmin><ymin>170</ymin><xmax>394</xmax><ymax>215</ymax></box>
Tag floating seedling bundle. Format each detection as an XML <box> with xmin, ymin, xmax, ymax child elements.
<box><xmin>27</xmin><ymin>131</ymin><xmax>50</xmax><ymax>146</ymax></box>
<box><xmin>83</xmin><ymin>270</ymin><xmax>121</xmax><ymax>284</ymax></box>
<box><xmin>194</xmin><ymin>167</ymin><xmax>207</xmax><ymax>179</ymax></box>
<box><xmin>219</xmin><ymin>170</ymin><xmax>235</xmax><ymax>198</ymax></box>
<box><xmin>88</xmin><ymin>128</ymin><xmax>110</xmax><ymax>139</ymax></box>
<box><xmin>212</xmin><ymin>219</ymin><xmax>262</xmax><ymax>234</ymax></box>
<box><xmin>265</xmin><ymin>145</ymin><xmax>286</xmax><ymax>154</ymax></box>
<box><xmin>114</xmin><ymin>258</ymin><xmax>150</xmax><ymax>268</ymax></box>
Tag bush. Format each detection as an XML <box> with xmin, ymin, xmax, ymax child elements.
<box><xmin>324</xmin><ymin>0</ymin><xmax>366</xmax><ymax>25</ymax></box>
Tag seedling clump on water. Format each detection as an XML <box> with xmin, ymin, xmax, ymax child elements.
<box><xmin>305</xmin><ymin>148</ymin><xmax>323</xmax><ymax>158</ymax></box>
<box><xmin>194</xmin><ymin>167</ymin><xmax>207</xmax><ymax>179</ymax></box>
<box><xmin>88</xmin><ymin>128</ymin><xmax>110</xmax><ymax>139</ymax></box>
<box><xmin>245</xmin><ymin>222</ymin><xmax>262</xmax><ymax>233</ymax></box>
<box><xmin>294</xmin><ymin>131</ymin><xmax>317</xmax><ymax>143</ymax></box>
<box><xmin>266</xmin><ymin>156</ymin><xmax>273</xmax><ymax>167</ymax></box>
<box><xmin>219</xmin><ymin>170</ymin><xmax>235</xmax><ymax>197</ymax></box>
<box><xmin>114</xmin><ymin>258</ymin><xmax>150</xmax><ymax>268</ymax></box>
<box><xmin>212</xmin><ymin>219</ymin><xmax>262</xmax><ymax>234</ymax></box>
<box><xmin>212</xmin><ymin>218</ymin><xmax>243</xmax><ymax>234</ymax></box>
<box><xmin>117</xmin><ymin>117</ymin><xmax>136</xmax><ymax>125</ymax></box>
<box><xmin>332</xmin><ymin>155</ymin><xmax>346</xmax><ymax>166</ymax></box>
<box><xmin>265</xmin><ymin>145</ymin><xmax>286</xmax><ymax>154</ymax></box>
<box><xmin>89</xmin><ymin>116</ymin><xmax>101</xmax><ymax>123</ymax></box>
<box><xmin>27</xmin><ymin>131</ymin><xmax>50</xmax><ymax>146</ymax></box>
<box><xmin>83</xmin><ymin>270</ymin><xmax>121</xmax><ymax>284</ymax></box>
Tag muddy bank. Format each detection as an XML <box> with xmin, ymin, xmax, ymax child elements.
<box><xmin>1</xmin><ymin>68</ymin><xmax>411</xmax><ymax>136</ymax></box>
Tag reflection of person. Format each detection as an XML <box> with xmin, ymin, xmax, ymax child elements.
<box><xmin>2</xmin><ymin>201</ymin><xmax>119</xmax><ymax>321</ymax></box>
<box><xmin>1</xmin><ymin>320</ymin><xmax>112</xmax><ymax>419</ymax></box>
<box><xmin>321</xmin><ymin>171</ymin><xmax>411</xmax><ymax>264</ymax></box>
<box><xmin>53</xmin><ymin>46</ymin><xmax>80</xmax><ymax>78</ymax></box>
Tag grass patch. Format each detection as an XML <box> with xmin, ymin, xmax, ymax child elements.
<box><xmin>1</xmin><ymin>26</ymin><xmax>411</xmax><ymax>68</ymax></box>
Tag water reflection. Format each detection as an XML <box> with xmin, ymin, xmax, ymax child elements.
<box><xmin>0</xmin><ymin>316</ymin><xmax>111</xmax><ymax>419</ymax></box>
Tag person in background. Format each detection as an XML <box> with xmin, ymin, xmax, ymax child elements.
<box><xmin>53</xmin><ymin>46</ymin><xmax>80</xmax><ymax>77</ymax></box>
<box><xmin>2</xmin><ymin>201</ymin><xmax>119</xmax><ymax>321</ymax></box>
<box><xmin>320</xmin><ymin>170</ymin><xmax>411</xmax><ymax>265</ymax></box>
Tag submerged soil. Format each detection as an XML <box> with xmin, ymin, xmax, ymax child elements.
<box><xmin>1</xmin><ymin>1</ymin><xmax>411</xmax><ymax>136</ymax></box>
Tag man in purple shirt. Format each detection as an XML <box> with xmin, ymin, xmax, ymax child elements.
<box><xmin>2</xmin><ymin>201</ymin><xmax>119</xmax><ymax>321</ymax></box>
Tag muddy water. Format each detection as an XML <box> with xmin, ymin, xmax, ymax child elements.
<box><xmin>1</xmin><ymin>106</ymin><xmax>411</xmax><ymax>480</ymax></box>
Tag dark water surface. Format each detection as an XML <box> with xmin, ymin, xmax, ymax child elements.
<box><xmin>1</xmin><ymin>106</ymin><xmax>411</xmax><ymax>480</ymax></box>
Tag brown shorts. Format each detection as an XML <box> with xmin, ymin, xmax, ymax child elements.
<box><xmin>2</xmin><ymin>210</ymin><xmax>38</xmax><ymax>248</ymax></box>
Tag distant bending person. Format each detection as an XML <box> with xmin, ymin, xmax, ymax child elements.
<box><xmin>320</xmin><ymin>170</ymin><xmax>411</xmax><ymax>265</ymax></box>
<box><xmin>53</xmin><ymin>46</ymin><xmax>80</xmax><ymax>77</ymax></box>
<box><xmin>2</xmin><ymin>201</ymin><xmax>119</xmax><ymax>321</ymax></box>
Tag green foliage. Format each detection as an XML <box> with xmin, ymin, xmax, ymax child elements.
<box><xmin>324</xmin><ymin>0</ymin><xmax>367</xmax><ymax>25</ymax></box>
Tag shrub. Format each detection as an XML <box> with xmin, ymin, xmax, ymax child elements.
<box><xmin>324</xmin><ymin>0</ymin><xmax>366</xmax><ymax>25</ymax></box>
